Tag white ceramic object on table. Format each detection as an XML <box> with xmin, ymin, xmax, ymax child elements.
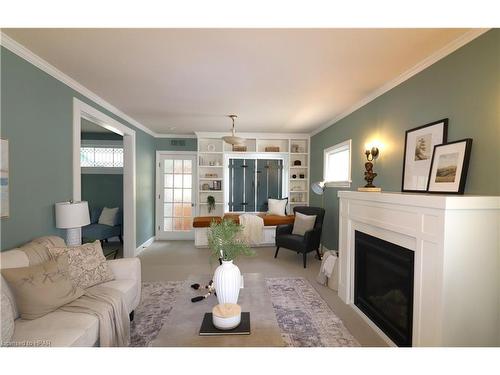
<box><xmin>213</xmin><ymin>260</ymin><xmax>241</xmax><ymax>304</ymax></box>
<box><xmin>212</xmin><ymin>303</ymin><xmax>242</xmax><ymax>330</ymax></box>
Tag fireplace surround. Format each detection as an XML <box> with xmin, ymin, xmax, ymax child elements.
<box><xmin>337</xmin><ymin>191</ymin><xmax>499</xmax><ymax>346</ymax></box>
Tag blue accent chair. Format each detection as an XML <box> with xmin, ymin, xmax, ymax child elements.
<box><xmin>82</xmin><ymin>207</ymin><xmax>123</xmax><ymax>244</ymax></box>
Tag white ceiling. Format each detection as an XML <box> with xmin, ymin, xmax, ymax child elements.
<box><xmin>4</xmin><ymin>28</ymin><xmax>474</xmax><ymax>135</ymax></box>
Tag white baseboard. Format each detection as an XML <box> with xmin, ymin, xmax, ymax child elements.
<box><xmin>135</xmin><ymin>236</ymin><xmax>155</xmax><ymax>256</ymax></box>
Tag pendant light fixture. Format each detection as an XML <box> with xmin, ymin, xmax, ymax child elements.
<box><xmin>222</xmin><ymin>114</ymin><xmax>245</xmax><ymax>145</ymax></box>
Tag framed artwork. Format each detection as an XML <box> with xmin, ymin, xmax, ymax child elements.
<box><xmin>1</xmin><ymin>138</ymin><xmax>9</xmax><ymax>218</ymax></box>
<box><xmin>401</xmin><ymin>118</ymin><xmax>448</xmax><ymax>192</ymax></box>
<box><xmin>427</xmin><ymin>139</ymin><xmax>472</xmax><ymax>194</ymax></box>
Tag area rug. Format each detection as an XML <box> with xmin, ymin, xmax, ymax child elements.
<box><xmin>266</xmin><ymin>277</ymin><xmax>359</xmax><ymax>347</ymax></box>
<box><xmin>130</xmin><ymin>281</ymin><xmax>183</xmax><ymax>346</ymax></box>
<box><xmin>130</xmin><ymin>278</ymin><xmax>359</xmax><ymax>347</ymax></box>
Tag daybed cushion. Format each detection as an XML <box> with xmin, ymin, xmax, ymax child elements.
<box><xmin>193</xmin><ymin>214</ymin><xmax>294</xmax><ymax>228</ymax></box>
<box><xmin>98</xmin><ymin>207</ymin><xmax>120</xmax><ymax>227</ymax></box>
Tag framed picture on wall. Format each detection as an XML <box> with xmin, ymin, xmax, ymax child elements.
<box><xmin>427</xmin><ymin>139</ymin><xmax>472</xmax><ymax>194</ymax></box>
<box><xmin>0</xmin><ymin>138</ymin><xmax>9</xmax><ymax>218</ymax></box>
<box><xmin>401</xmin><ymin>118</ymin><xmax>448</xmax><ymax>192</ymax></box>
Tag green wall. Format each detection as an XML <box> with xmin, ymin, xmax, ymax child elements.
<box><xmin>82</xmin><ymin>174</ymin><xmax>123</xmax><ymax>211</ymax></box>
<box><xmin>81</xmin><ymin>131</ymin><xmax>123</xmax><ymax>141</ymax></box>
<box><xmin>0</xmin><ymin>46</ymin><xmax>157</xmax><ymax>250</ymax></box>
<box><xmin>310</xmin><ymin>29</ymin><xmax>500</xmax><ymax>250</ymax></box>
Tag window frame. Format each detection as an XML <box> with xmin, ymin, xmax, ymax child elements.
<box><xmin>323</xmin><ymin>139</ymin><xmax>352</xmax><ymax>188</ymax></box>
<box><xmin>80</xmin><ymin>139</ymin><xmax>124</xmax><ymax>174</ymax></box>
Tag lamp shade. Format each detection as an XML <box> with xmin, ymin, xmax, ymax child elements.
<box><xmin>311</xmin><ymin>181</ymin><xmax>325</xmax><ymax>195</ymax></box>
<box><xmin>55</xmin><ymin>201</ymin><xmax>90</xmax><ymax>228</ymax></box>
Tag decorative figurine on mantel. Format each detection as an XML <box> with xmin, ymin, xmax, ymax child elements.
<box><xmin>358</xmin><ymin>144</ymin><xmax>382</xmax><ymax>192</ymax></box>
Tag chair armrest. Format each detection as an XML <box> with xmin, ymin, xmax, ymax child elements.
<box><xmin>303</xmin><ymin>228</ymin><xmax>322</xmax><ymax>248</ymax></box>
<box><xmin>107</xmin><ymin>257</ymin><xmax>141</xmax><ymax>282</ymax></box>
<box><xmin>276</xmin><ymin>224</ymin><xmax>293</xmax><ymax>236</ymax></box>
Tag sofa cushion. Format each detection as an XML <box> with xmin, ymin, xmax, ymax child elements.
<box><xmin>99</xmin><ymin>279</ymin><xmax>137</xmax><ymax>313</ymax></box>
<box><xmin>48</xmin><ymin>241</ymin><xmax>114</xmax><ymax>290</ymax></box>
<box><xmin>192</xmin><ymin>216</ymin><xmax>223</xmax><ymax>228</ymax></box>
<box><xmin>12</xmin><ymin>310</ymin><xmax>99</xmax><ymax>347</ymax></box>
<box><xmin>1</xmin><ymin>282</ymin><xmax>15</xmax><ymax>345</ymax></box>
<box><xmin>1</xmin><ymin>255</ymin><xmax>85</xmax><ymax>320</ymax></box>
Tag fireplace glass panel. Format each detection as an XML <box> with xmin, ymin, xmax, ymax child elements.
<box><xmin>354</xmin><ymin>230</ymin><xmax>414</xmax><ymax>347</ymax></box>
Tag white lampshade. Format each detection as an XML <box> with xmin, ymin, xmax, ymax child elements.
<box><xmin>55</xmin><ymin>201</ymin><xmax>90</xmax><ymax>228</ymax></box>
<box><xmin>311</xmin><ymin>181</ymin><xmax>326</xmax><ymax>195</ymax></box>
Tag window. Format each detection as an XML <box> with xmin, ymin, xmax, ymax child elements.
<box><xmin>80</xmin><ymin>141</ymin><xmax>123</xmax><ymax>173</ymax></box>
<box><xmin>324</xmin><ymin>139</ymin><xmax>351</xmax><ymax>187</ymax></box>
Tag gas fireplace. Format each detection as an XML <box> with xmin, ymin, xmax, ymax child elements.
<box><xmin>354</xmin><ymin>230</ymin><xmax>414</xmax><ymax>347</ymax></box>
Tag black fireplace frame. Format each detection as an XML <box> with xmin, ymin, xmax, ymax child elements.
<box><xmin>354</xmin><ymin>230</ymin><xmax>414</xmax><ymax>347</ymax></box>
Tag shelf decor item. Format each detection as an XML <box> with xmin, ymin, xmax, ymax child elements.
<box><xmin>299</xmin><ymin>174</ymin><xmax>305</xmax><ymax>179</ymax></box>
<box><xmin>291</xmin><ymin>144</ymin><xmax>299</xmax><ymax>153</ymax></box>
<box><xmin>207</xmin><ymin>195</ymin><xmax>216</xmax><ymax>213</ymax></box>
<box><xmin>293</xmin><ymin>160</ymin><xmax>302</xmax><ymax>166</ymax></box>
<box><xmin>402</xmin><ymin>119</ymin><xmax>448</xmax><ymax>192</ymax></box>
<box><xmin>207</xmin><ymin>143</ymin><xmax>216</xmax><ymax>152</ymax></box>
<box><xmin>232</xmin><ymin>144</ymin><xmax>247</xmax><ymax>152</ymax></box>
<box><xmin>208</xmin><ymin>220</ymin><xmax>255</xmax><ymax>308</ymax></box>
<box><xmin>427</xmin><ymin>139</ymin><xmax>472</xmax><ymax>194</ymax></box>
<box><xmin>265</xmin><ymin>146</ymin><xmax>280</xmax><ymax>152</ymax></box>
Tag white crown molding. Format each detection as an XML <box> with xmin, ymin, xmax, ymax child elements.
<box><xmin>0</xmin><ymin>31</ymin><xmax>160</xmax><ymax>137</ymax></box>
<box><xmin>311</xmin><ymin>28</ymin><xmax>491</xmax><ymax>136</ymax></box>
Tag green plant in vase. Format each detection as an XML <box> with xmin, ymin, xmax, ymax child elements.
<box><xmin>207</xmin><ymin>219</ymin><xmax>255</xmax><ymax>306</ymax></box>
<box><xmin>207</xmin><ymin>195</ymin><xmax>216</xmax><ymax>213</ymax></box>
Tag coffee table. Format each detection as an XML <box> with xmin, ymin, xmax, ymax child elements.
<box><xmin>151</xmin><ymin>273</ymin><xmax>285</xmax><ymax>347</ymax></box>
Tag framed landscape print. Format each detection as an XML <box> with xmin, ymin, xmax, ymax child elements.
<box><xmin>427</xmin><ymin>139</ymin><xmax>472</xmax><ymax>194</ymax></box>
<box><xmin>401</xmin><ymin>118</ymin><xmax>448</xmax><ymax>192</ymax></box>
<box><xmin>0</xmin><ymin>139</ymin><xmax>9</xmax><ymax>218</ymax></box>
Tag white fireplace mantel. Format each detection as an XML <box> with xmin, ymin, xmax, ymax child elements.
<box><xmin>337</xmin><ymin>191</ymin><xmax>499</xmax><ymax>347</ymax></box>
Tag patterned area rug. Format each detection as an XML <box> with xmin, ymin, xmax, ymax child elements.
<box><xmin>130</xmin><ymin>278</ymin><xmax>359</xmax><ymax>347</ymax></box>
<box><xmin>130</xmin><ymin>281</ymin><xmax>183</xmax><ymax>347</ymax></box>
<box><xmin>266</xmin><ymin>277</ymin><xmax>359</xmax><ymax>347</ymax></box>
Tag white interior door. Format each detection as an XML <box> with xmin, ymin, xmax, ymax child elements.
<box><xmin>157</xmin><ymin>153</ymin><xmax>197</xmax><ymax>240</ymax></box>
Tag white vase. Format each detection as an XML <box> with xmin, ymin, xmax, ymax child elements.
<box><xmin>213</xmin><ymin>260</ymin><xmax>241</xmax><ymax>304</ymax></box>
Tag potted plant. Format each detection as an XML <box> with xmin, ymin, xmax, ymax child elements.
<box><xmin>207</xmin><ymin>219</ymin><xmax>255</xmax><ymax>304</ymax></box>
<box><xmin>207</xmin><ymin>195</ymin><xmax>216</xmax><ymax>213</ymax></box>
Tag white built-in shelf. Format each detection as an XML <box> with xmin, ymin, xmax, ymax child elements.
<box><xmin>199</xmin><ymin>177</ymin><xmax>223</xmax><ymax>181</ymax></box>
<box><xmin>198</xmin><ymin>151</ymin><xmax>223</xmax><ymax>154</ymax></box>
<box><xmin>290</xmin><ymin>178</ymin><xmax>308</xmax><ymax>181</ymax></box>
<box><xmin>290</xmin><ymin>201</ymin><xmax>307</xmax><ymax>204</ymax></box>
<box><xmin>290</xmin><ymin>190</ymin><xmax>308</xmax><ymax>193</ymax></box>
<box><xmin>290</xmin><ymin>152</ymin><xmax>308</xmax><ymax>155</ymax></box>
<box><xmin>199</xmin><ymin>190</ymin><xmax>223</xmax><ymax>193</ymax></box>
<box><xmin>199</xmin><ymin>202</ymin><xmax>224</xmax><ymax>205</ymax></box>
<box><xmin>290</xmin><ymin>166</ymin><xmax>308</xmax><ymax>169</ymax></box>
<box><xmin>198</xmin><ymin>165</ymin><xmax>224</xmax><ymax>168</ymax></box>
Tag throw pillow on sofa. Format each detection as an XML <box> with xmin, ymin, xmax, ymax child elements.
<box><xmin>292</xmin><ymin>211</ymin><xmax>317</xmax><ymax>236</ymax></box>
<box><xmin>98</xmin><ymin>207</ymin><xmax>119</xmax><ymax>227</ymax></box>
<box><xmin>1</xmin><ymin>255</ymin><xmax>84</xmax><ymax>320</ymax></box>
<box><xmin>48</xmin><ymin>241</ymin><xmax>114</xmax><ymax>290</ymax></box>
<box><xmin>267</xmin><ymin>198</ymin><xmax>288</xmax><ymax>216</ymax></box>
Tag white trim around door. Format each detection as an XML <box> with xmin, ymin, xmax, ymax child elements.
<box><xmin>73</xmin><ymin>98</ymin><xmax>137</xmax><ymax>258</ymax></box>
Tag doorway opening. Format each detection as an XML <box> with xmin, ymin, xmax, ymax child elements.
<box><xmin>73</xmin><ymin>98</ymin><xmax>136</xmax><ymax>258</ymax></box>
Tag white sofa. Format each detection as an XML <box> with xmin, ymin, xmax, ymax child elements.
<box><xmin>0</xmin><ymin>238</ymin><xmax>141</xmax><ymax>347</ymax></box>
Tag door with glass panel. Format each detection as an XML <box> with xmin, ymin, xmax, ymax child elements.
<box><xmin>157</xmin><ymin>154</ymin><xmax>196</xmax><ymax>240</ymax></box>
